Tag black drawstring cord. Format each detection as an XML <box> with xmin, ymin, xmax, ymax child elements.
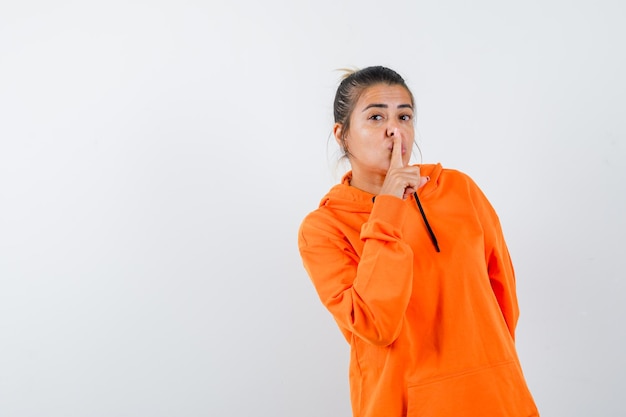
<box><xmin>413</xmin><ymin>192</ymin><xmax>441</xmax><ymax>252</ymax></box>
<box><xmin>371</xmin><ymin>193</ymin><xmax>441</xmax><ymax>252</ymax></box>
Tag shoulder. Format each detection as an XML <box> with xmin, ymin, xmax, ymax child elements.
<box><xmin>425</xmin><ymin>164</ymin><xmax>494</xmax><ymax>207</ymax></box>
<box><xmin>420</xmin><ymin>163</ymin><xmax>481</xmax><ymax>192</ymax></box>
<box><xmin>297</xmin><ymin>196</ymin><xmax>348</xmax><ymax>249</ymax></box>
<box><xmin>440</xmin><ymin>166</ymin><xmax>477</xmax><ymax>183</ymax></box>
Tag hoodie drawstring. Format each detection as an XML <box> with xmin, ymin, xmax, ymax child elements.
<box><xmin>413</xmin><ymin>192</ymin><xmax>441</xmax><ymax>252</ymax></box>
<box><xmin>371</xmin><ymin>193</ymin><xmax>441</xmax><ymax>252</ymax></box>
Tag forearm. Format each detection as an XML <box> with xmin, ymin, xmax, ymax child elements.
<box><xmin>299</xmin><ymin>196</ymin><xmax>415</xmax><ymax>346</ymax></box>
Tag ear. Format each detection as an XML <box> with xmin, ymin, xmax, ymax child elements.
<box><xmin>333</xmin><ymin>123</ymin><xmax>344</xmax><ymax>146</ymax></box>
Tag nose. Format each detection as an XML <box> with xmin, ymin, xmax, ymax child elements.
<box><xmin>386</xmin><ymin>124</ymin><xmax>398</xmax><ymax>137</ymax></box>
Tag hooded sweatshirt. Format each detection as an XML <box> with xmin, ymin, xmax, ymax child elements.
<box><xmin>298</xmin><ymin>163</ymin><xmax>539</xmax><ymax>417</ymax></box>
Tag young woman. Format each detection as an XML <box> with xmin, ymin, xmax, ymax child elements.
<box><xmin>298</xmin><ymin>66</ymin><xmax>539</xmax><ymax>417</ymax></box>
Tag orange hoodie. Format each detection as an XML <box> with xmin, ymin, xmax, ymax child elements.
<box><xmin>298</xmin><ymin>163</ymin><xmax>539</xmax><ymax>417</ymax></box>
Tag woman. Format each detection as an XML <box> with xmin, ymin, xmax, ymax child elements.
<box><xmin>298</xmin><ymin>66</ymin><xmax>539</xmax><ymax>417</ymax></box>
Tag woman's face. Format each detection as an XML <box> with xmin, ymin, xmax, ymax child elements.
<box><xmin>335</xmin><ymin>84</ymin><xmax>415</xmax><ymax>176</ymax></box>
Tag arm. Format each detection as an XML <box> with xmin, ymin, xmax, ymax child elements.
<box><xmin>298</xmin><ymin>195</ymin><xmax>414</xmax><ymax>346</ymax></box>
<box><xmin>471</xmin><ymin>182</ymin><xmax>520</xmax><ymax>339</ymax></box>
<box><xmin>486</xmin><ymin>219</ymin><xmax>519</xmax><ymax>340</ymax></box>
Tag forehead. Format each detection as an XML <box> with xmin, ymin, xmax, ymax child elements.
<box><xmin>357</xmin><ymin>84</ymin><xmax>413</xmax><ymax>108</ymax></box>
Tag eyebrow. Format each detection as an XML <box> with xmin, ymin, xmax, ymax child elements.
<box><xmin>362</xmin><ymin>103</ymin><xmax>413</xmax><ymax>111</ymax></box>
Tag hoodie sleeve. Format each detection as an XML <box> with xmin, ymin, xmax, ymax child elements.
<box><xmin>470</xmin><ymin>180</ymin><xmax>520</xmax><ymax>340</ymax></box>
<box><xmin>298</xmin><ymin>195</ymin><xmax>414</xmax><ymax>347</ymax></box>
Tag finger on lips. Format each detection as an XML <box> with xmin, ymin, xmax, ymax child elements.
<box><xmin>390</xmin><ymin>130</ymin><xmax>404</xmax><ymax>168</ymax></box>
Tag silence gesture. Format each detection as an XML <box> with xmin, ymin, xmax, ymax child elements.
<box><xmin>378</xmin><ymin>130</ymin><xmax>428</xmax><ymax>199</ymax></box>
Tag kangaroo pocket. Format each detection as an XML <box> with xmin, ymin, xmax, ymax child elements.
<box><xmin>407</xmin><ymin>360</ymin><xmax>538</xmax><ymax>417</ymax></box>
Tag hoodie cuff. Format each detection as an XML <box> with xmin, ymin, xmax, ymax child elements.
<box><xmin>361</xmin><ymin>195</ymin><xmax>409</xmax><ymax>240</ymax></box>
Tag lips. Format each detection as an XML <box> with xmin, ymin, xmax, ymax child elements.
<box><xmin>387</xmin><ymin>145</ymin><xmax>406</xmax><ymax>153</ymax></box>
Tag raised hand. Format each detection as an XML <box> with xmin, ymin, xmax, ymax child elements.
<box><xmin>378</xmin><ymin>130</ymin><xmax>428</xmax><ymax>199</ymax></box>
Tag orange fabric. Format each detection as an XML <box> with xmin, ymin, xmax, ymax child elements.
<box><xmin>298</xmin><ymin>164</ymin><xmax>539</xmax><ymax>417</ymax></box>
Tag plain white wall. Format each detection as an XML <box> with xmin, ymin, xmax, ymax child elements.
<box><xmin>1</xmin><ymin>1</ymin><xmax>624</xmax><ymax>416</ymax></box>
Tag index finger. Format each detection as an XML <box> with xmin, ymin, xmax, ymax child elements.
<box><xmin>390</xmin><ymin>131</ymin><xmax>404</xmax><ymax>169</ymax></box>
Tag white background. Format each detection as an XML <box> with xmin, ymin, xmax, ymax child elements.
<box><xmin>1</xmin><ymin>1</ymin><xmax>624</xmax><ymax>416</ymax></box>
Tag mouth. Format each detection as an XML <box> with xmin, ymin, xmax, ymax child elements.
<box><xmin>388</xmin><ymin>145</ymin><xmax>406</xmax><ymax>154</ymax></box>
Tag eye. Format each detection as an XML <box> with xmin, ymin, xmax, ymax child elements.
<box><xmin>400</xmin><ymin>114</ymin><xmax>413</xmax><ymax>121</ymax></box>
<box><xmin>369</xmin><ymin>114</ymin><xmax>383</xmax><ymax>121</ymax></box>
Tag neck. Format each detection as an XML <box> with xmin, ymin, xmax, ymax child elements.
<box><xmin>348</xmin><ymin>167</ymin><xmax>386</xmax><ymax>195</ymax></box>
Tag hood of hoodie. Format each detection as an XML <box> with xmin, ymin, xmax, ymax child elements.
<box><xmin>319</xmin><ymin>163</ymin><xmax>444</xmax><ymax>213</ymax></box>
